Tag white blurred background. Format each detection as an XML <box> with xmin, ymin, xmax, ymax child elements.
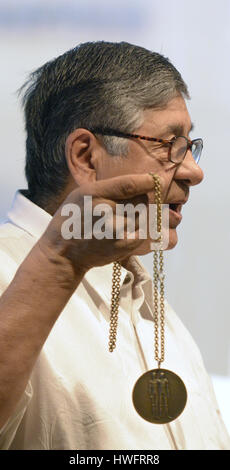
<box><xmin>0</xmin><ymin>0</ymin><xmax>230</xmax><ymax>433</ymax></box>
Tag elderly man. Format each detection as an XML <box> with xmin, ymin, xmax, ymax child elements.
<box><xmin>0</xmin><ymin>41</ymin><xmax>229</xmax><ymax>450</ymax></box>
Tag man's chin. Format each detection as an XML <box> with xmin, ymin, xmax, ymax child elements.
<box><xmin>165</xmin><ymin>228</ymin><xmax>178</xmax><ymax>250</ymax></box>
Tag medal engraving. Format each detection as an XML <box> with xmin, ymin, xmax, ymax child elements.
<box><xmin>132</xmin><ymin>368</ymin><xmax>187</xmax><ymax>424</ymax></box>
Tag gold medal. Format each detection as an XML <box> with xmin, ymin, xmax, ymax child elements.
<box><xmin>132</xmin><ymin>368</ymin><xmax>187</xmax><ymax>424</ymax></box>
<box><xmin>109</xmin><ymin>173</ymin><xmax>188</xmax><ymax>424</ymax></box>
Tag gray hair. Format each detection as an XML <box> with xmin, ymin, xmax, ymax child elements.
<box><xmin>19</xmin><ymin>41</ymin><xmax>189</xmax><ymax>207</ymax></box>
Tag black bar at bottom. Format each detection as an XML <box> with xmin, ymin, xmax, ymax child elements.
<box><xmin>0</xmin><ymin>449</ymin><xmax>229</xmax><ymax>467</ymax></box>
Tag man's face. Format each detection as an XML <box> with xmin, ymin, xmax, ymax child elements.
<box><xmin>92</xmin><ymin>95</ymin><xmax>204</xmax><ymax>252</ymax></box>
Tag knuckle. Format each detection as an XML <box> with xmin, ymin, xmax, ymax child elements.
<box><xmin>120</xmin><ymin>179</ymin><xmax>137</xmax><ymax>196</ymax></box>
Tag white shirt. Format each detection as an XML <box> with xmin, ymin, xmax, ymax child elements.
<box><xmin>0</xmin><ymin>190</ymin><xmax>229</xmax><ymax>450</ymax></box>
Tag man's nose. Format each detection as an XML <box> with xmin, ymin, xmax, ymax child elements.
<box><xmin>175</xmin><ymin>150</ymin><xmax>204</xmax><ymax>186</ymax></box>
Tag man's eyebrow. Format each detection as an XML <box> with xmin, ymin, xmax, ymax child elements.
<box><xmin>161</xmin><ymin>122</ymin><xmax>194</xmax><ymax>137</ymax></box>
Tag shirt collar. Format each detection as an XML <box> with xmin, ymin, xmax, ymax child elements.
<box><xmin>6</xmin><ymin>190</ymin><xmax>152</xmax><ymax>298</ymax></box>
<box><xmin>7</xmin><ymin>189</ymin><xmax>52</xmax><ymax>239</ymax></box>
<box><xmin>84</xmin><ymin>255</ymin><xmax>152</xmax><ymax>306</ymax></box>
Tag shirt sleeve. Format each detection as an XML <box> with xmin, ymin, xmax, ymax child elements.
<box><xmin>0</xmin><ymin>246</ymin><xmax>34</xmax><ymax>449</ymax></box>
<box><xmin>0</xmin><ymin>381</ymin><xmax>33</xmax><ymax>449</ymax></box>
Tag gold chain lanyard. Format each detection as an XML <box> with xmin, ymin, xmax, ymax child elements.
<box><xmin>109</xmin><ymin>262</ymin><xmax>122</xmax><ymax>353</ymax></box>
<box><xmin>152</xmin><ymin>174</ymin><xmax>165</xmax><ymax>369</ymax></box>
<box><xmin>109</xmin><ymin>173</ymin><xmax>187</xmax><ymax>424</ymax></box>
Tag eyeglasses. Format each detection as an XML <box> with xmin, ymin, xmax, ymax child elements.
<box><xmin>90</xmin><ymin>127</ymin><xmax>203</xmax><ymax>165</ymax></box>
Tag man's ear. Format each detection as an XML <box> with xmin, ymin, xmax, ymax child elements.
<box><xmin>65</xmin><ymin>128</ymin><xmax>99</xmax><ymax>185</ymax></box>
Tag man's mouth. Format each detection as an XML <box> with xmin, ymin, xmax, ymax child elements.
<box><xmin>169</xmin><ymin>203</ymin><xmax>183</xmax><ymax>215</ymax></box>
<box><xmin>168</xmin><ymin>202</ymin><xmax>185</xmax><ymax>223</ymax></box>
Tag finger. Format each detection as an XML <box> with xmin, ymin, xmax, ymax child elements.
<box><xmin>114</xmin><ymin>230</ymin><xmax>145</xmax><ymax>255</ymax></box>
<box><xmin>80</xmin><ymin>173</ymin><xmax>163</xmax><ymax>200</ymax></box>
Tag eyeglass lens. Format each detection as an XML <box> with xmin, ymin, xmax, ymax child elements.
<box><xmin>171</xmin><ymin>137</ymin><xmax>202</xmax><ymax>164</ymax></box>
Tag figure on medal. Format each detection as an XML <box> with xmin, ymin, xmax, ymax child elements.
<box><xmin>148</xmin><ymin>370</ymin><xmax>172</xmax><ymax>419</ymax></box>
<box><xmin>159</xmin><ymin>371</ymin><xmax>170</xmax><ymax>418</ymax></box>
<box><xmin>148</xmin><ymin>371</ymin><xmax>159</xmax><ymax>418</ymax></box>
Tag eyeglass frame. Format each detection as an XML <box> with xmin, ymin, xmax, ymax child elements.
<box><xmin>89</xmin><ymin>127</ymin><xmax>203</xmax><ymax>165</ymax></box>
